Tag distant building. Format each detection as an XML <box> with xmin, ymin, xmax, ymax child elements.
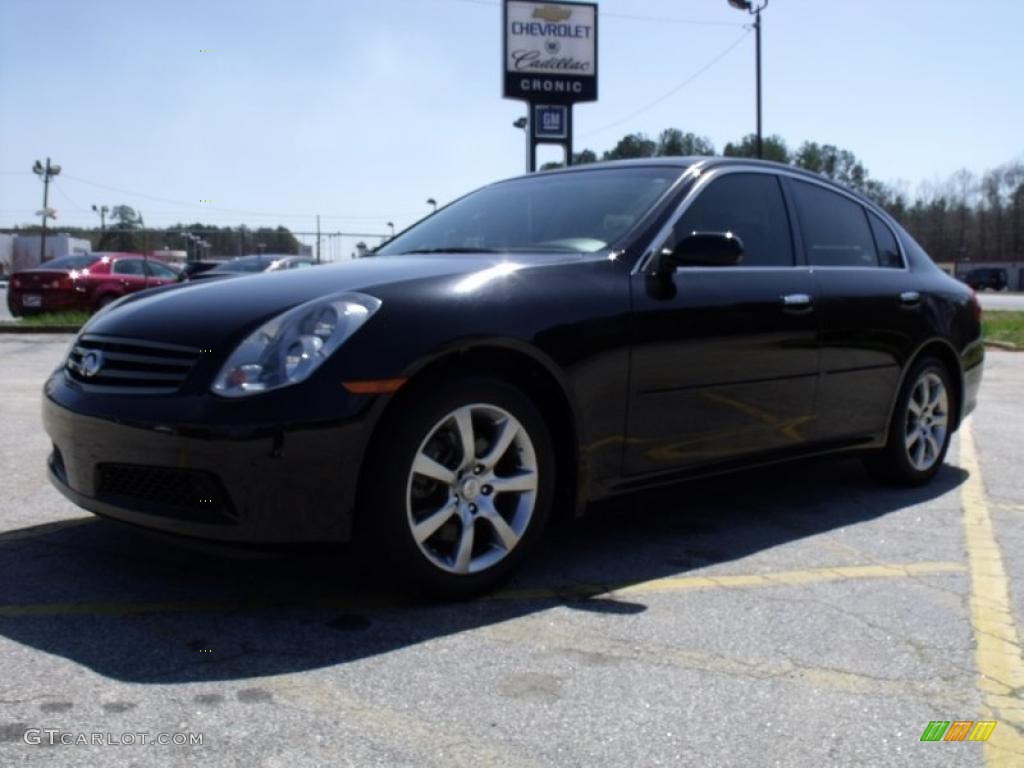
<box><xmin>10</xmin><ymin>234</ymin><xmax>91</xmax><ymax>271</ymax></box>
<box><xmin>297</xmin><ymin>243</ymin><xmax>314</xmax><ymax>259</ymax></box>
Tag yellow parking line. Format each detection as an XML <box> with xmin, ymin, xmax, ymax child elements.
<box><xmin>959</xmin><ymin>422</ymin><xmax>1024</xmax><ymax>766</ymax></box>
<box><xmin>0</xmin><ymin>561</ymin><xmax>964</xmax><ymax>618</ymax></box>
<box><xmin>493</xmin><ymin>561</ymin><xmax>964</xmax><ymax>601</ymax></box>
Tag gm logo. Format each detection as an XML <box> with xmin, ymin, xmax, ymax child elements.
<box><xmin>920</xmin><ymin>720</ymin><xmax>996</xmax><ymax>742</ymax></box>
<box><xmin>533</xmin><ymin>104</ymin><xmax>568</xmax><ymax>140</ymax></box>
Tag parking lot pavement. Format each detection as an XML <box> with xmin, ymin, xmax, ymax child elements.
<box><xmin>1</xmin><ymin>336</ymin><xmax>1021</xmax><ymax>768</ymax></box>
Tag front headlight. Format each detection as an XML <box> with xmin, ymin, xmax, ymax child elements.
<box><xmin>211</xmin><ymin>292</ymin><xmax>381</xmax><ymax>398</ymax></box>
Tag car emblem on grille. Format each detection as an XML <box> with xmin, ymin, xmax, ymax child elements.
<box><xmin>80</xmin><ymin>351</ymin><xmax>105</xmax><ymax>378</ymax></box>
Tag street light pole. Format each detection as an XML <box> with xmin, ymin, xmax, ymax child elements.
<box><xmin>386</xmin><ymin>221</ymin><xmax>395</xmax><ymax>238</ymax></box>
<box><xmin>91</xmin><ymin>204</ymin><xmax>109</xmax><ymax>232</ymax></box>
<box><xmin>513</xmin><ymin>117</ymin><xmax>530</xmax><ymax>173</ymax></box>
<box><xmin>728</xmin><ymin>0</ymin><xmax>768</xmax><ymax>159</ymax></box>
<box><xmin>755</xmin><ymin>4</ymin><xmax>763</xmax><ymax>159</ymax></box>
<box><xmin>32</xmin><ymin>157</ymin><xmax>61</xmax><ymax>262</ymax></box>
<box><xmin>426</xmin><ymin>198</ymin><xmax>437</xmax><ymax>213</ymax></box>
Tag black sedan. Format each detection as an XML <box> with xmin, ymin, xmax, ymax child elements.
<box><xmin>43</xmin><ymin>158</ymin><xmax>984</xmax><ymax>596</ymax></box>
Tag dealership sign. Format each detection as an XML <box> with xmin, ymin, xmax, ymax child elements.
<box><xmin>503</xmin><ymin>1</ymin><xmax>598</xmax><ymax>103</ymax></box>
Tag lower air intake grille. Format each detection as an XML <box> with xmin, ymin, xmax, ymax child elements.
<box><xmin>96</xmin><ymin>463</ymin><xmax>238</xmax><ymax>524</ymax></box>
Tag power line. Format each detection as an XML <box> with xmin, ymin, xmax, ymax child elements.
<box><xmin>578</xmin><ymin>29</ymin><xmax>751</xmax><ymax>140</ymax></box>
<box><xmin>58</xmin><ymin>174</ymin><xmax>420</xmax><ymax>221</ymax></box>
<box><xmin>439</xmin><ymin>0</ymin><xmax>744</xmax><ymax>27</ymax></box>
<box><xmin>51</xmin><ymin>180</ymin><xmax>89</xmax><ymax>213</ymax></box>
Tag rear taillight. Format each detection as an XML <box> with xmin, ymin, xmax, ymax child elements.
<box><xmin>968</xmin><ymin>288</ymin><xmax>982</xmax><ymax>323</ymax></box>
<box><xmin>9</xmin><ymin>277</ymin><xmax>19</xmax><ymax>289</ymax></box>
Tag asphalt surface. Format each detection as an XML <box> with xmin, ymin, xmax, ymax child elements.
<box><xmin>0</xmin><ymin>336</ymin><xmax>1022</xmax><ymax>767</ymax></box>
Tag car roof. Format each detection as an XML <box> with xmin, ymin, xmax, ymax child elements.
<box><xmin>528</xmin><ymin>156</ymin><xmax>842</xmax><ymax>184</ymax></box>
<box><xmin>520</xmin><ymin>156</ymin><xmax>892</xmax><ymax>220</ymax></box>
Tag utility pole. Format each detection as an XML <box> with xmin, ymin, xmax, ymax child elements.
<box><xmin>316</xmin><ymin>214</ymin><xmax>321</xmax><ymax>263</ymax></box>
<box><xmin>91</xmin><ymin>204</ymin><xmax>109</xmax><ymax>231</ymax></box>
<box><xmin>513</xmin><ymin>117</ymin><xmax>530</xmax><ymax>173</ymax></box>
<box><xmin>754</xmin><ymin>5</ymin><xmax>763</xmax><ymax>159</ymax></box>
<box><xmin>32</xmin><ymin>158</ymin><xmax>61</xmax><ymax>262</ymax></box>
<box><xmin>727</xmin><ymin>1</ymin><xmax>768</xmax><ymax>159</ymax></box>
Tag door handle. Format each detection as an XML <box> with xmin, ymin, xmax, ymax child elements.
<box><xmin>899</xmin><ymin>291</ymin><xmax>921</xmax><ymax>305</ymax></box>
<box><xmin>781</xmin><ymin>293</ymin><xmax>813</xmax><ymax>310</ymax></box>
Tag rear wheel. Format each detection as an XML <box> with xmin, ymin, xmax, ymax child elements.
<box><xmin>362</xmin><ymin>376</ymin><xmax>554</xmax><ymax>597</ymax></box>
<box><xmin>863</xmin><ymin>356</ymin><xmax>954</xmax><ymax>485</ymax></box>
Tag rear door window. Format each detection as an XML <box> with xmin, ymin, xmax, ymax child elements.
<box><xmin>113</xmin><ymin>259</ymin><xmax>145</xmax><ymax>276</ymax></box>
<box><xmin>145</xmin><ymin>261</ymin><xmax>178</xmax><ymax>279</ymax></box>
<box><xmin>790</xmin><ymin>180</ymin><xmax>878</xmax><ymax>267</ymax></box>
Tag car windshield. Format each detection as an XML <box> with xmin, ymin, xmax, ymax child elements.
<box><xmin>211</xmin><ymin>256</ymin><xmax>274</xmax><ymax>273</ymax></box>
<box><xmin>38</xmin><ymin>255</ymin><xmax>100</xmax><ymax>271</ymax></box>
<box><xmin>377</xmin><ymin>167</ymin><xmax>681</xmax><ymax>256</ymax></box>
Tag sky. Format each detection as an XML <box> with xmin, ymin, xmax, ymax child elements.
<box><xmin>1</xmin><ymin>0</ymin><xmax>1022</xmax><ymax>254</ymax></box>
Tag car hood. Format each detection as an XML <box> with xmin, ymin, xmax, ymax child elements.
<box><xmin>82</xmin><ymin>253</ymin><xmax>573</xmax><ymax>348</ymax></box>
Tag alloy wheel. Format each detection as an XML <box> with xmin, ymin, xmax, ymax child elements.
<box><xmin>406</xmin><ymin>403</ymin><xmax>538</xmax><ymax>575</ymax></box>
<box><xmin>904</xmin><ymin>371</ymin><xmax>949</xmax><ymax>472</ymax></box>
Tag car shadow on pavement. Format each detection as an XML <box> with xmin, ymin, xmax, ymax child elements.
<box><xmin>0</xmin><ymin>457</ymin><xmax>967</xmax><ymax>684</ymax></box>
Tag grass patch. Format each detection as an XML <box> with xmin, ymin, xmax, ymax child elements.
<box><xmin>982</xmin><ymin>310</ymin><xmax>1024</xmax><ymax>347</ymax></box>
<box><xmin>13</xmin><ymin>311</ymin><xmax>90</xmax><ymax>327</ymax></box>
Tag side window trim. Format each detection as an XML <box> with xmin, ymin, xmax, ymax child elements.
<box><xmin>634</xmin><ymin>165</ymin><xmax>911</xmax><ymax>274</ymax></box>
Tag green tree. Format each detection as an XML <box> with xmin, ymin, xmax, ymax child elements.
<box><xmin>603</xmin><ymin>133</ymin><xmax>657</xmax><ymax>160</ymax></box>
<box><xmin>657</xmin><ymin>129</ymin><xmax>715</xmax><ymax>157</ymax></box>
<box><xmin>793</xmin><ymin>142</ymin><xmax>868</xmax><ymax>190</ymax></box>
<box><xmin>98</xmin><ymin>205</ymin><xmax>143</xmax><ymax>252</ymax></box>
<box><xmin>723</xmin><ymin>133</ymin><xmax>790</xmax><ymax>163</ymax></box>
<box><xmin>573</xmin><ymin>148</ymin><xmax>598</xmax><ymax>165</ymax></box>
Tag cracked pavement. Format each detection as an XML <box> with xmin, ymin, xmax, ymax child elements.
<box><xmin>0</xmin><ymin>335</ymin><xmax>1021</xmax><ymax>767</ymax></box>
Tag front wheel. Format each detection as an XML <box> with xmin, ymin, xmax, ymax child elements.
<box><xmin>361</xmin><ymin>377</ymin><xmax>555</xmax><ymax>597</ymax></box>
<box><xmin>863</xmin><ymin>357</ymin><xmax>954</xmax><ymax>486</ymax></box>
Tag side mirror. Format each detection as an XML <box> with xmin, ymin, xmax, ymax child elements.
<box><xmin>660</xmin><ymin>231</ymin><xmax>744</xmax><ymax>272</ymax></box>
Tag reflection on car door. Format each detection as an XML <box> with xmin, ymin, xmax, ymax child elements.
<box><xmin>143</xmin><ymin>260</ymin><xmax>180</xmax><ymax>288</ymax></box>
<box><xmin>784</xmin><ymin>178</ymin><xmax>929</xmax><ymax>443</ymax></box>
<box><xmin>112</xmin><ymin>259</ymin><xmax>148</xmax><ymax>293</ymax></box>
<box><xmin>625</xmin><ymin>171</ymin><xmax>821</xmax><ymax>476</ymax></box>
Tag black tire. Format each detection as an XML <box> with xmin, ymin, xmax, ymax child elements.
<box><xmin>360</xmin><ymin>376</ymin><xmax>555</xmax><ymax>598</ymax></box>
<box><xmin>863</xmin><ymin>356</ymin><xmax>955</xmax><ymax>486</ymax></box>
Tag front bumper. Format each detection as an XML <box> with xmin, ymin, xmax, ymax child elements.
<box><xmin>42</xmin><ymin>373</ymin><xmax>374</xmax><ymax>544</ymax></box>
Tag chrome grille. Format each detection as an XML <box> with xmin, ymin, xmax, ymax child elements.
<box><xmin>66</xmin><ymin>335</ymin><xmax>200</xmax><ymax>394</ymax></box>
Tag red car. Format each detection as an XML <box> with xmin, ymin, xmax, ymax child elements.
<box><xmin>6</xmin><ymin>253</ymin><xmax>180</xmax><ymax>316</ymax></box>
